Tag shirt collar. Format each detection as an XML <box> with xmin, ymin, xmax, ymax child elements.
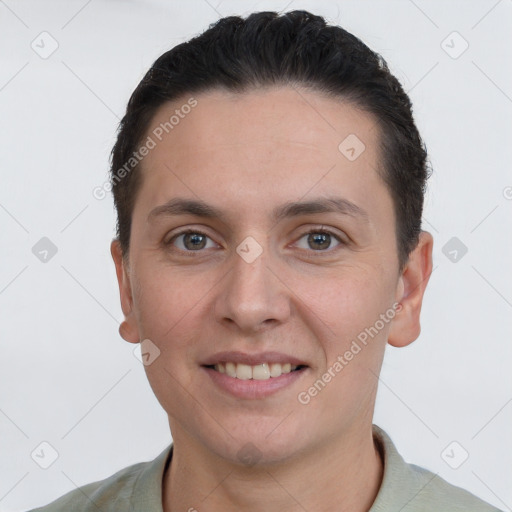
<box><xmin>130</xmin><ymin>443</ymin><xmax>173</xmax><ymax>511</ymax></box>
<box><xmin>369</xmin><ymin>424</ymin><xmax>428</xmax><ymax>511</ymax></box>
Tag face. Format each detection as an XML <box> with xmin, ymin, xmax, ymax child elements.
<box><xmin>112</xmin><ymin>86</ymin><xmax>430</xmax><ymax>465</ymax></box>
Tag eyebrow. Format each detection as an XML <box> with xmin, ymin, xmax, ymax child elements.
<box><xmin>148</xmin><ymin>196</ymin><xmax>369</xmax><ymax>224</ymax></box>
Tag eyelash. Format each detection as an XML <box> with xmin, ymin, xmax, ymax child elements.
<box><xmin>165</xmin><ymin>227</ymin><xmax>346</xmax><ymax>255</ymax></box>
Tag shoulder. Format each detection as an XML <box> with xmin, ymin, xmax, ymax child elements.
<box><xmin>404</xmin><ymin>461</ymin><xmax>502</xmax><ymax>511</ymax></box>
<box><xmin>27</xmin><ymin>445</ymin><xmax>172</xmax><ymax>512</ymax></box>
<box><xmin>27</xmin><ymin>462</ymin><xmax>146</xmax><ymax>511</ymax></box>
<box><xmin>371</xmin><ymin>425</ymin><xmax>503</xmax><ymax>512</ymax></box>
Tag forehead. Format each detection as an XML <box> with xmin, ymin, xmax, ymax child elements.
<box><xmin>136</xmin><ymin>86</ymin><xmax>391</xmax><ymax>227</ymax></box>
<box><xmin>146</xmin><ymin>86</ymin><xmax>379</xmax><ymax>164</ymax></box>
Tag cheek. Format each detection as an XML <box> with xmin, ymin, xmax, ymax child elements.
<box><xmin>296</xmin><ymin>267</ymin><xmax>395</xmax><ymax>415</ymax></box>
<box><xmin>302</xmin><ymin>265</ymin><xmax>395</xmax><ymax>343</ymax></box>
<box><xmin>132</xmin><ymin>265</ymin><xmax>213</xmax><ymax>412</ymax></box>
<box><xmin>132</xmin><ymin>262</ymin><xmax>213</xmax><ymax>341</ymax></box>
<box><xmin>294</xmin><ymin>270</ymin><xmax>392</xmax><ymax>425</ymax></box>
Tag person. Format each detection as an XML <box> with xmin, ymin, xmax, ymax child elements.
<box><xmin>29</xmin><ymin>9</ymin><xmax>502</xmax><ymax>512</ymax></box>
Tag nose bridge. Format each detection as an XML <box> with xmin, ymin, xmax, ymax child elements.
<box><xmin>215</xmin><ymin>239</ymin><xmax>290</xmax><ymax>333</ymax></box>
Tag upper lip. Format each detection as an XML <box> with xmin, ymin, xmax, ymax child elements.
<box><xmin>201</xmin><ymin>351</ymin><xmax>308</xmax><ymax>367</ymax></box>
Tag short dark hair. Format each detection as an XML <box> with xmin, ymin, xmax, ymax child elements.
<box><xmin>110</xmin><ymin>9</ymin><xmax>430</xmax><ymax>271</ymax></box>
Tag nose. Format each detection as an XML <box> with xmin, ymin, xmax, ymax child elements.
<box><xmin>214</xmin><ymin>242</ymin><xmax>291</xmax><ymax>335</ymax></box>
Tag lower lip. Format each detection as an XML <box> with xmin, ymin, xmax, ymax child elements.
<box><xmin>202</xmin><ymin>366</ymin><xmax>307</xmax><ymax>399</ymax></box>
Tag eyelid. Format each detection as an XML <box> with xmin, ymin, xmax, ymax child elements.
<box><xmin>165</xmin><ymin>227</ymin><xmax>213</xmax><ymax>243</ymax></box>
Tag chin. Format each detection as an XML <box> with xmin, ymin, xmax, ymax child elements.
<box><xmin>199</xmin><ymin>418</ymin><xmax>311</xmax><ymax>468</ymax></box>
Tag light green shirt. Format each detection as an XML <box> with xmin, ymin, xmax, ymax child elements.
<box><xmin>29</xmin><ymin>425</ymin><xmax>502</xmax><ymax>511</ymax></box>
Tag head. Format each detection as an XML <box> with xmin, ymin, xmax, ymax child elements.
<box><xmin>110</xmin><ymin>10</ymin><xmax>433</xmax><ymax>465</ymax></box>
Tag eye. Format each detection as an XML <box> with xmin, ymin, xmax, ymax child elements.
<box><xmin>294</xmin><ymin>229</ymin><xmax>344</xmax><ymax>251</ymax></box>
<box><xmin>167</xmin><ymin>230</ymin><xmax>217</xmax><ymax>251</ymax></box>
<box><xmin>166</xmin><ymin>228</ymin><xmax>345</xmax><ymax>254</ymax></box>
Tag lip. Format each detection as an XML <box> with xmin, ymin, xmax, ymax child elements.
<box><xmin>200</xmin><ymin>351</ymin><xmax>308</xmax><ymax>366</ymax></box>
<box><xmin>202</xmin><ymin>365</ymin><xmax>308</xmax><ymax>399</ymax></box>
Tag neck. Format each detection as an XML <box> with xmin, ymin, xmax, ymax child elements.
<box><xmin>163</xmin><ymin>424</ymin><xmax>383</xmax><ymax>512</ymax></box>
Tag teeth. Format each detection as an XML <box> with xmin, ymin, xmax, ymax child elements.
<box><xmin>252</xmin><ymin>363</ymin><xmax>270</xmax><ymax>380</ymax></box>
<box><xmin>225</xmin><ymin>362</ymin><xmax>236</xmax><ymax>378</ymax></box>
<box><xmin>213</xmin><ymin>362</ymin><xmax>299</xmax><ymax>380</ymax></box>
<box><xmin>236</xmin><ymin>363</ymin><xmax>252</xmax><ymax>380</ymax></box>
<box><xmin>269</xmin><ymin>363</ymin><xmax>282</xmax><ymax>377</ymax></box>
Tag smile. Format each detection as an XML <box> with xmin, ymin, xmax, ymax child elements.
<box><xmin>201</xmin><ymin>351</ymin><xmax>309</xmax><ymax>398</ymax></box>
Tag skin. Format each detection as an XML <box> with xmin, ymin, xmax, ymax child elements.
<box><xmin>111</xmin><ymin>86</ymin><xmax>433</xmax><ymax>512</ymax></box>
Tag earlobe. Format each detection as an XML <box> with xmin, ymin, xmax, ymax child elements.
<box><xmin>388</xmin><ymin>231</ymin><xmax>433</xmax><ymax>348</ymax></box>
<box><xmin>110</xmin><ymin>239</ymin><xmax>140</xmax><ymax>344</ymax></box>
<box><xmin>119</xmin><ymin>320</ymin><xmax>139</xmax><ymax>344</ymax></box>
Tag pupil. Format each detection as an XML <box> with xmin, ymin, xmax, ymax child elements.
<box><xmin>309</xmin><ymin>233</ymin><xmax>330</xmax><ymax>250</ymax></box>
<box><xmin>185</xmin><ymin>233</ymin><xmax>206</xmax><ymax>250</ymax></box>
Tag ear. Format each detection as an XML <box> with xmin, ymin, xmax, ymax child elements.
<box><xmin>388</xmin><ymin>231</ymin><xmax>433</xmax><ymax>348</ymax></box>
<box><xmin>111</xmin><ymin>239</ymin><xmax>140</xmax><ymax>344</ymax></box>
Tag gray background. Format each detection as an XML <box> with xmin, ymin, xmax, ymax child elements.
<box><xmin>0</xmin><ymin>0</ymin><xmax>511</xmax><ymax>510</ymax></box>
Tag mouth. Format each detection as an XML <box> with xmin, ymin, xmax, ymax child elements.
<box><xmin>200</xmin><ymin>352</ymin><xmax>309</xmax><ymax>399</ymax></box>
<box><xmin>205</xmin><ymin>362</ymin><xmax>307</xmax><ymax>380</ymax></box>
